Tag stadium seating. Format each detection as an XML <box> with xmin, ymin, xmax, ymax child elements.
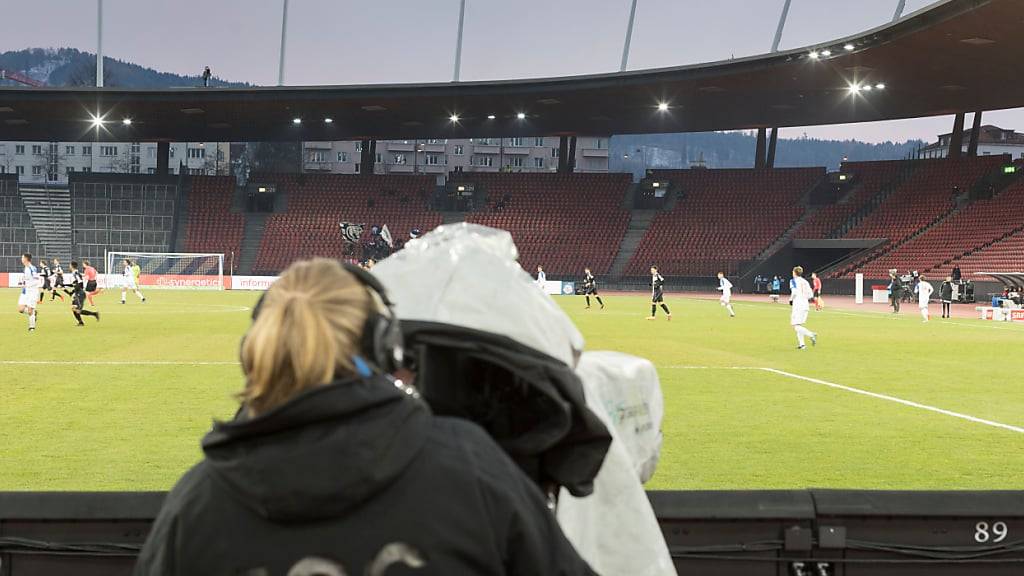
<box><xmin>70</xmin><ymin>175</ymin><xmax>178</xmax><ymax>263</ymax></box>
<box><xmin>854</xmin><ymin>178</ymin><xmax>1024</xmax><ymax>279</ymax></box>
<box><xmin>943</xmin><ymin>228</ymin><xmax>1024</xmax><ymax>276</ymax></box>
<box><xmin>833</xmin><ymin>156</ymin><xmax>1010</xmax><ymax>278</ymax></box>
<box><xmin>461</xmin><ymin>173</ymin><xmax>631</xmax><ymax>275</ymax></box>
<box><xmin>184</xmin><ymin>175</ymin><xmax>244</xmax><ymax>260</ymax></box>
<box><xmin>794</xmin><ymin>160</ymin><xmax>912</xmax><ymax>239</ymax></box>
<box><xmin>628</xmin><ymin>168</ymin><xmax>823</xmax><ymax>276</ymax></box>
<box><xmin>0</xmin><ymin>175</ymin><xmax>43</xmax><ymax>272</ymax></box>
<box><xmin>253</xmin><ymin>174</ymin><xmax>438</xmax><ymax>274</ymax></box>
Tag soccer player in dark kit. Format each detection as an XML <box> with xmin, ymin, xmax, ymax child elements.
<box><xmin>647</xmin><ymin>266</ymin><xmax>671</xmax><ymax>321</ymax></box>
<box><xmin>50</xmin><ymin>258</ymin><xmax>66</xmax><ymax>302</ymax></box>
<box><xmin>67</xmin><ymin>261</ymin><xmax>100</xmax><ymax>326</ymax></box>
<box><xmin>581</xmin><ymin>267</ymin><xmax>604</xmax><ymax>310</ymax></box>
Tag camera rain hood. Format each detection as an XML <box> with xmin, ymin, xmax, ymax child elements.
<box><xmin>372</xmin><ymin>224</ymin><xmax>611</xmax><ymax>497</ymax></box>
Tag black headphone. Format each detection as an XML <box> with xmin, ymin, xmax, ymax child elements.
<box><xmin>248</xmin><ymin>262</ymin><xmax>404</xmax><ymax>375</ymax></box>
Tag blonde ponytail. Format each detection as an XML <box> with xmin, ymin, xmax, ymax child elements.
<box><xmin>240</xmin><ymin>259</ymin><xmax>372</xmax><ymax>416</ymax></box>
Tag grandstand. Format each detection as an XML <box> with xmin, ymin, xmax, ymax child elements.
<box><xmin>0</xmin><ymin>173</ymin><xmax>42</xmax><ymax>272</ymax></box>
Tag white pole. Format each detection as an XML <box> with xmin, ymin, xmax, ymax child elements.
<box><xmin>771</xmin><ymin>0</ymin><xmax>792</xmax><ymax>53</ymax></box>
<box><xmin>620</xmin><ymin>0</ymin><xmax>639</xmax><ymax>72</ymax></box>
<box><xmin>453</xmin><ymin>0</ymin><xmax>467</xmax><ymax>81</ymax></box>
<box><xmin>96</xmin><ymin>0</ymin><xmax>104</xmax><ymax>87</ymax></box>
<box><xmin>855</xmin><ymin>273</ymin><xmax>864</xmax><ymax>304</ymax></box>
<box><xmin>892</xmin><ymin>0</ymin><xmax>907</xmax><ymax>22</ymax></box>
<box><xmin>277</xmin><ymin>0</ymin><xmax>289</xmax><ymax>86</ymax></box>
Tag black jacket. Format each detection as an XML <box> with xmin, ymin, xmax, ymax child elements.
<box><xmin>135</xmin><ymin>376</ymin><xmax>595</xmax><ymax>576</ymax></box>
<box><xmin>940</xmin><ymin>281</ymin><xmax>954</xmax><ymax>301</ymax></box>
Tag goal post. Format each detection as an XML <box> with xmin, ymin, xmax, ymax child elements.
<box><xmin>105</xmin><ymin>251</ymin><xmax>225</xmax><ymax>290</ymax></box>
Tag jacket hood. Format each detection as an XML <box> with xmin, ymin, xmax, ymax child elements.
<box><xmin>201</xmin><ymin>376</ymin><xmax>429</xmax><ymax>522</ymax></box>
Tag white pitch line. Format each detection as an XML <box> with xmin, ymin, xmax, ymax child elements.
<box><xmin>0</xmin><ymin>360</ymin><xmax>238</xmax><ymax>366</ymax></box>
<box><xmin>664</xmin><ymin>364</ymin><xmax>1024</xmax><ymax>434</ymax></box>
<box><xmin>760</xmin><ymin>367</ymin><xmax>1024</xmax><ymax>435</ymax></box>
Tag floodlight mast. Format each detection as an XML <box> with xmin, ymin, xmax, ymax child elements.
<box><xmin>620</xmin><ymin>0</ymin><xmax>639</xmax><ymax>72</ymax></box>
<box><xmin>453</xmin><ymin>0</ymin><xmax>467</xmax><ymax>81</ymax></box>
<box><xmin>278</xmin><ymin>0</ymin><xmax>289</xmax><ymax>86</ymax></box>
<box><xmin>96</xmin><ymin>0</ymin><xmax>104</xmax><ymax>87</ymax></box>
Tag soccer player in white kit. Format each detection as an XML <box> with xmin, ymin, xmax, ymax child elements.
<box><xmin>916</xmin><ymin>274</ymin><xmax>933</xmax><ymax>322</ymax></box>
<box><xmin>120</xmin><ymin>258</ymin><xmax>147</xmax><ymax>304</ymax></box>
<box><xmin>789</xmin><ymin>266</ymin><xmax>817</xmax><ymax>349</ymax></box>
<box><xmin>716</xmin><ymin>272</ymin><xmax>736</xmax><ymax>317</ymax></box>
<box><xmin>16</xmin><ymin>253</ymin><xmax>40</xmax><ymax>331</ymax></box>
<box><xmin>535</xmin><ymin>265</ymin><xmax>546</xmax><ymax>289</ymax></box>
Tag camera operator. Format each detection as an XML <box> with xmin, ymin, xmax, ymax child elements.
<box><xmin>136</xmin><ymin>258</ymin><xmax>596</xmax><ymax>576</ymax></box>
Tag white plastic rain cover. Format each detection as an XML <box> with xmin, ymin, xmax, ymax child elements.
<box><xmin>557</xmin><ymin>351</ymin><xmax>675</xmax><ymax>576</ymax></box>
<box><xmin>372</xmin><ymin>223</ymin><xmax>584</xmax><ymax>367</ymax></box>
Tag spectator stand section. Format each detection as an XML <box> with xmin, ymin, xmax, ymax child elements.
<box><xmin>459</xmin><ymin>173</ymin><xmax>632</xmax><ymax>277</ymax></box>
<box><xmin>69</xmin><ymin>174</ymin><xmax>178</xmax><ymax>272</ymax></box>
<box><xmin>831</xmin><ymin>155</ymin><xmax>1011</xmax><ymax>279</ymax></box>
<box><xmin>252</xmin><ymin>174</ymin><xmax>438</xmax><ymax>275</ymax></box>
<box><xmin>183</xmin><ymin>175</ymin><xmax>244</xmax><ymax>272</ymax></box>
<box><xmin>0</xmin><ymin>174</ymin><xmax>42</xmax><ymax>273</ymax></box>
<box><xmin>627</xmin><ymin>168</ymin><xmax>823</xmax><ymax>284</ymax></box>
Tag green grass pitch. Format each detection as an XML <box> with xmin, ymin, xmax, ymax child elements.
<box><xmin>2</xmin><ymin>288</ymin><xmax>1022</xmax><ymax>491</ymax></box>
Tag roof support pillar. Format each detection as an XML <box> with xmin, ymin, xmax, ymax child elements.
<box><xmin>277</xmin><ymin>0</ymin><xmax>289</xmax><ymax>86</ymax></box>
<box><xmin>360</xmin><ymin>139</ymin><xmax>376</xmax><ymax>174</ymax></box>
<box><xmin>892</xmin><ymin>0</ymin><xmax>907</xmax><ymax>22</ymax></box>
<box><xmin>754</xmin><ymin>128</ymin><xmax>767</xmax><ymax>169</ymax></box>
<box><xmin>156</xmin><ymin>142</ymin><xmax>170</xmax><ymax>175</ymax></box>
<box><xmin>967</xmin><ymin>111</ymin><xmax>983</xmax><ymax>156</ymax></box>
<box><xmin>771</xmin><ymin>0</ymin><xmax>792</xmax><ymax>53</ymax></box>
<box><xmin>948</xmin><ymin>112</ymin><xmax>965</xmax><ymax>159</ymax></box>
<box><xmin>453</xmin><ymin>0</ymin><xmax>467</xmax><ymax>81</ymax></box>
<box><xmin>766</xmin><ymin>127</ymin><xmax>779</xmax><ymax>168</ymax></box>
<box><xmin>620</xmin><ymin>0</ymin><xmax>639</xmax><ymax>71</ymax></box>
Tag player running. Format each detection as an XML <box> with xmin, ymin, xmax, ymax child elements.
<box><xmin>37</xmin><ymin>258</ymin><xmax>53</xmax><ymax>304</ymax></box>
<box><xmin>50</xmin><ymin>258</ymin><xmax>66</xmax><ymax>302</ymax></box>
<box><xmin>83</xmin><ymin>260</ymin><xmax>101</xmax><ymax>306</ymax></box>
<box><xmin>581</xmin><ymin>267</ymin><xmax>604</xmax><ymax>310</ymax></box>
<box><xmin>120</xmin><ymin>258</ymin><xmax>147</xmax><ymax>304</ymax></box>
<box><xmin>916</xmin><ymin>274</ymin><xmax>934</xmax><ymax>322</ymax></box>
<box><xmin>67</xmin><ymin>261</ymin><xmax>100</xmax><ymax>326</ymax></box>
<box><xmin>716</xmin><ymin>272</ymin><xmax>735</xmax><ymax>317</ymax></box>
<box><xmin>647</xmin><ymin>266</ymin><xmax>672</xmax><ymax>321</ymax></box>
<box><xmin>16</xmin><ymin>253</ymin><xmax>40</xmax><ymax>331</ymax></box>
<box><xmin>789</xmin><ymin>266</ymin><xmax>817</xmax><ymax>350</ymax></box>
<box><xmin>132</xmin><ymin>259</ymin><xmax>142</xmax><ymax>289</ymax></box>
<box><xmin>811</xmin><ymin>272</ymin><xmax>824</xmax><ymax>311</ymax></box>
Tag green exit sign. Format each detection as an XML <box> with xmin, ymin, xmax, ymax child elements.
<box><xmin>1004</xmin><ymin>165</ymin><xmax>1017</xmax><ymax>174</ymax></box>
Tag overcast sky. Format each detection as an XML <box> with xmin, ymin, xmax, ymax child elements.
<box><xmin>3</xmin><ymin>0</ymin><xmax>1022</xmax><ymax>143</ymax></box>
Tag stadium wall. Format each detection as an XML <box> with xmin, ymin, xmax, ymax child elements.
<box><xmin>3</xmin><ymin>490</ymin><xmax>1023</xmax><ymax>575</ymax></box>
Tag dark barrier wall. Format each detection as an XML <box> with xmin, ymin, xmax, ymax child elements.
<box><xmin>3</xmin><ymin>491</ymin><xmax>1024</xmax><ymax>575</ymax></box>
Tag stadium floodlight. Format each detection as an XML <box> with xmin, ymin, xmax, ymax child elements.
<box><xmin>808</xmin><ymin>50</ymin><xmax>820</xmax><ymax>59</ymax></box>
<box><xmin>843</xmin><ymin>43</ymin><xmax>855</xmax><ymax>51</ymax></box>
<box><xmin>323</xmin><ymin>117</ymin><xmax>333</xmax><ymax>124</ymax></box>
<box><xmin>449</xmin><ymin>113</ymin><xmax>460</xmax><ymax>123</ymax></box>
<box><xmin>121</xmin><ymin>118</ymin><xmax>132</xmax><ymax>126</ymax></box>
<box><xmin>487</xmin><ymin>114</ymin><xmax>496</xmax><ymax>120</ymax></box>
<box><xmin>516</xmin><ymin>112</ymin><xmax>526</xmax><ymax>120</ymax></box>
<box><xmin>89</xmin><ymin>113</ymin><xmax>106</xmax><ymax>129</ymax></box>
<box><xmin>862</xmin><ymin>84</ymin><xmax>873</xmax><ymax>91</ymax></box>
<box><xmin>875</xmin><ymin>83</ymin><xmax>886</xmax><ymax>90</ymax></box>
<box><xmin>848</xmin><ymin>83</ymin><xmax>862</xmax><ymax>93</ymax></box>
<box><xmin>292</xmin><ymin>117</ymin><xmax>302</xmax><ymax>124</ymax></box>
<box><xmin>821</xmin><ymin>49</ymin><xmax>832</xmax><ymax>56</ymax></box>
<box><xmin>657</xmin><ymin>102</ymin><xmax>669</xmax><ymax>112</ymax></box>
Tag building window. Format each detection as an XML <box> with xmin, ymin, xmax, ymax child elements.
<box><xmin>188</xmin><ymin>147</ymin><xmax>205</xmax><ymax>159</ymax></box>
<box><xmin>101</xmin><ymin>146</ymin><xmax>118</xmax><ymax>157</ymax></box>
<box><xmin>534</xmin><ymin>157</ymin><xmax>544</xmax><ymax>168</ymax></box>
<box><xmin>426</xmin><ymin>154</ymin><xmax>440</xmax><ymax>165</ymax></box>
<box><xmin>595</xmin><ymin>139</ymin><xmax>605</xmax><ymax>149</ymax></box>
<box><xmin>65</xmin><ymin>166</ymin><xmax>75</xmax><ymax>174</ymax></box>
<box><xmin>512</xmin><ymin>157</ymin><xmax>524</xmax><ymax>168</ymax></box>
<box><xmin>473</xmin><ymin>156</ymin><xmax>494</xmax><ymax>167</ymax></box>
<box><xmin>48</xmin><ymin>170</ymin><xmax>59</xmax><ymax>181</ymax></box>
<box><xmin>356</xmin><ymin>142</ymin><xmax>363</xmax><ymax>152</ymax></box>
<box><xmin>148</xmin><ymin>168</ymin><xmax>156</xmax><ymax>174</ymax></box>
<box><xmin>510</xmin><ymin>137</ymin><xmax>524</xmax><ymax>147</ymax></box>
<box><xmin>15</xmin><ymin>145</ymin><xmax>25</xmax><ymax>155</ymax></box>
<box><xmin>32</xmin><ymin>165</ymin><xmax>43</xmax><ymax>175</ymax></box>
<box><xmin>551</xmin><ymin>147</ymin><xmax>559</xmax><ymax>158</ymax></box>
<box><xmin>534</xmin><ymin>137</ymin><xmax>544</xmax><ymax>147</ymax></box>
<box><xmin>82</xmin><ymin>145</ymin><xmax>92</xmax><ymax>155</ymax></box>
<box><xmin>375</xmin><ymin>153</ymin><xmax>382</xmax><ymax>163</ymax></box>
<box><xmin>393</xmin><ymin>153</ymin><xmax>406</xmax><ymax>164</ymax></box>
<box><xmin>168</xmin><ymin>147</ymin><xmax>175</xmax><ymax>158</ymax></box>
<box><xmin>16</xmin><ymin>165</ymin><xmax>25</xmax><ymax>175</ymax></box>
<box><xmin>354</xmin><ymin>163</ymin><xmax>361</xmax><ymax>173</ymax></box>
<box><xmin>82</xmin><ymin>167</ymin><xmax>91</xmax><ymax>173</ymax></box>
<box><xmin>0</xmin><ymin>166</ymin><xmax>5</xmax><ymax>173</ymax></box>
<box><xmin>310</xmin><ymin>150</ymin><xmax>326</xmax><ymax>163</ymax></box>
<box><xmin>337</xmin><ymin>151</ymin><xmax>348</xmax><ymax>162</ymax></box>
<box><xmin>453</xmin><ymin>145</ymin><xmax>464</xmax><ymax>155</ymax></box>
<box><xmin>66</xmin><ymin>146</ymin><xmax>75</xmax><ymax>156</ymax></box>
<box><xmin>32</xmin><ymin>145</ymin><xmax>42</xmax><ymax>155</ymax></box>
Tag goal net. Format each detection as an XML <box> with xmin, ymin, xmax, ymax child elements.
<box><xmin>105</xmin><ymin>252</ymin><xmax>225</xmax><ymax>290</ymax></box>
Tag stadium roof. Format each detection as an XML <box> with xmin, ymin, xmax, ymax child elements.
<box><xmin>0</xmin><ymin>0</ymin><xmax>1021</xmax><ymax>142</ymax></box>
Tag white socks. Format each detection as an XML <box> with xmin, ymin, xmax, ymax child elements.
<box><xmin>727</xmin><ymin>305</ymin><xmax>735</xmax><ymax>316</ymax></box>
<box><xmin>921</xmin><ymin>308</ymin><xmax>929</xmax><ymax>321</ymax></box>
<box><xmin>794</xmin><ymin>325</ymin><xmax>814</xmax><ymax>346</ymax></box>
